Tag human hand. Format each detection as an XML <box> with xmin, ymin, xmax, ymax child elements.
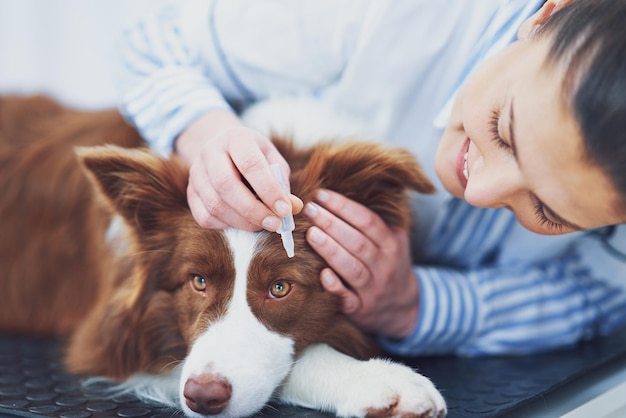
<box><xmin>176</xmin><ymin>111</ymin><xmax>303</xmax><ymax>231</ymax></box>
<box><xmin>303</xmin><ymin>189</ymin><xmax>420</xmax><ymax>339</ymax></box>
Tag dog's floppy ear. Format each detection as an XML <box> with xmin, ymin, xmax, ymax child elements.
<box><xmin>294</xmin><ymin>141</ymin><xmax>435</xmax><ymax>230</ymax></box>
<box><xmin>69</xmin><ymin>146</ymin><xmax>189</xmax><ymax>379</ymax></box>
<box><xmin>76</xmin><ymin>145</ymin><xmax>189</xmax><ymax>233</ymax></box>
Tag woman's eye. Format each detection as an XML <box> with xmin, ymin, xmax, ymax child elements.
<box><xmin>269</xmin><ymin>280</ymin><xmax>292</xmax><ymax>299</ymax></box>
<box><xmin>533</xmin><ymin>199</ymin><xmax>564</xmax><ymax>234</ymax></box>
<box><xmin>489</xmin><ymin>107</ymin><xmax>510</xmax><ymax>150</ymax></box>
<box><xmin>190</xmin><ymin>275</ymin><xmax>207</xmax><ymax>293</ymax></box>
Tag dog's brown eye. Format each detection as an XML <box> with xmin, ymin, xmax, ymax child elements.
<box><xmin>190</xmin><ymin>275</ymin><xmax>207</xmax><ymax>292</ymax></box>
<box><xmin>270</xmin><ymin>280</ymin><xmax>292</xmax><ymax>299</ymax></box>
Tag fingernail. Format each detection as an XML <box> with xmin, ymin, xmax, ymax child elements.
<box><xmin>321</xmin><ymin>270</ymin><xmax>335</xmax><ymax>286</ymax></box>
<box><xmin>262</xmin><ymin>216</ymin><xmax>280</xmax><ymax>231</ymax></box>
<box><xmin>274</xmin><ymin>200</ymin><xmax>290</xmax><ymax>217</ymax></box>
<box><xmin>291</xmin><ymin>195</ymin><xmax>304</xmax><ymax>213</ymax></box>
<box><xmin>316</xmin><ymin>189</ymin><xmax>330</xmax><ymax>202</ymax></box>
<box><xmin>303</xmin><ymin>202</ymin><xmax>319</xmax><ymax>218</ymax></box>
<box><xmin>308</xmin><ymin>226</ymin><xmax>326</xmax><ymax>245</ymax></box>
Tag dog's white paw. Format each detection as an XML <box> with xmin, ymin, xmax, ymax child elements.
<box><xmin>334</xmin><ymin>358</ymin><xmax>446</xmax><ymax>418</ymax></box>
<box><xmin>280</xmin><ymin>344</ymin><xmax>446</xmax><ymax>418</ymax></box>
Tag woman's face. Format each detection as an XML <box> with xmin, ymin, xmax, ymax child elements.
<box><xmin>435</xmin><ymin>35</ymin><xmax>624</xmax><ymax>235</ymax></box>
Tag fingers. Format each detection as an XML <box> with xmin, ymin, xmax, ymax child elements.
<box><xmin>303</xmin><ymin>190</ymin><xmax>392</xmax><ymax>293</ymax></box>
<box><xmin>187</xmin><ymin>126</ymin><xmax>301</xmax><ymax>231</ymax></box>
<box><xmin>312</xmin><ymin>189</ymin><xmax>392</xmax><ymax>244</ymax></box>
<box><xmin>304</xmin><ymin>189</ymin><xmax>393</xmax><ymax>262</ymax></box>
<box><xmin>303</xmin><ymin>188</ymin><xmax>397</xmax><ymax>311</ymax></box>
<box><xmin>304</xmin><ymin>188</ymin><xmax>420</xmax><ymax>338</ymax></box>
<box><xmin>307</xmin><ymin>224</ymin><xmax>373</xmax><ymax>288</ymax></box>
<box><xmin>188</xmin><ymin>154</ymin><xmax>280</xmax><ymax>231</ymax></box>
<box><xmin>319</xmin><ymin>268</ymin><xmax>361</xmax><ymax>314</ymax></box>
<box><xmin>289</xmin><ymin>194</ymin><xmax>304</xmax><ymax>215</ymax></box>
<box><xmin>187</xmin><ymin>182</ymin><xmax>257</xmax><ymax>230</ymax></box>
<box><xmin>228</xmin><ymin>139</ymin><xmax>292</xmax><ymax>218</ymax></box>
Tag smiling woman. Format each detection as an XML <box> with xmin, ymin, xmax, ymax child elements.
<box><xmin>436</xmin><ymin>22</ymin><xmax>625</xmax><ymax>234</ymax></box>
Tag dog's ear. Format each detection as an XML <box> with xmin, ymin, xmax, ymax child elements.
<box><xmin>76</xmin><ymin>145</ymin><xmax>189</xmax><ymax>234</ymax></box>
<box><xmin>294</xmin><ymin>141</ymin><xmax>435</xmax><ymax>230</ymax></box>
<box><xmin>66</xmin><ymin>146</ymin><xmax>189</xmax><ymax>379</ymax></box>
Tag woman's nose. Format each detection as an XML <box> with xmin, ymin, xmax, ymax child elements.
<box><xmin>462</xmin><ymin>158</ymin><xmax>525</xmax><ymax>209</ymax></box>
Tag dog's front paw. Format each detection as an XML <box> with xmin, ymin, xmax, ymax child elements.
<box><xmin>336</xmin><ymin>358</ymin><xmax>446</xmax><ymax>418</ymax></box>
<box><xmin>280</xmin><ymin>344</ymin><xmax>445</xmax><ymax>418</ymax></box>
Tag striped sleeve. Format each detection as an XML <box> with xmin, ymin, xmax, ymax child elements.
<box><xmin>379</xmin><ymin>248</ymin><xmax>626</xmax><ymax>357</ymax></box>
<box><xmin>116</xmin><ymin>1</ymin><xmax>232</xmax><ymax>157</ymax></box>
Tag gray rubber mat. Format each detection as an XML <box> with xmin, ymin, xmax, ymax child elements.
<box><xmin>1</xmin><ymin>325</ymin><xmax>626</xmax><ymax>417</ymax></box>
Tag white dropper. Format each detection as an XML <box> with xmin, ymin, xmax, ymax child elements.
<box><xmin>270</xmin><ymin>164</ymin><xmax>295</xmax><ymax>258</ymax></box>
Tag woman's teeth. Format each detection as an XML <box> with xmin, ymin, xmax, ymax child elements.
<box><xmin>463</xmin><ymin>152</ymin><xmax>469</xmax><ymax>180</ymax></box>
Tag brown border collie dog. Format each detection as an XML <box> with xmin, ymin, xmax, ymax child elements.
<box><xmin>0</xmin><ymin>95</ymin><xmax>446</xmax><ymax>418</ymax></box>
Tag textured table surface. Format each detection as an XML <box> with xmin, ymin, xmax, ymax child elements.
<box><xmin>1</xmin><ymin>326</ymin><xmax>625</xmax><ymax>418</ymax></box>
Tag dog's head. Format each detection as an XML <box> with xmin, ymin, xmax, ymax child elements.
<box><xmin>67</xmin><ymin>139</ymin><xmax>433</xmax><ymax>416</ymax></box>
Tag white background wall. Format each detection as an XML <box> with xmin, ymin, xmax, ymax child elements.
<box><xmin>0</xmin><ymin>0</ymin><xmax>153</xmax><ymax>110</ymax></box>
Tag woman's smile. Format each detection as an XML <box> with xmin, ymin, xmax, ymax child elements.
<box><xmin>456</xmin><ymin>138</ymin><xmax>470</xmax><ymax>189</ymax></box>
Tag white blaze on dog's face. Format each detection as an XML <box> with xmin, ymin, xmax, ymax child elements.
<box><xmin>179</xmin><ymin>229</ymin><xmax>295</xmax><ymax>417</ymax></box>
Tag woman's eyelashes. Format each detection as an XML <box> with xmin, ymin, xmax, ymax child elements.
<box><xmin>489</xmin><ymin>107</ymin><xmax>510</xmax><ymax>151</ymax></box>
<box><xmin>532</xmin><ymin>197</ymin><xmax>564</xmax><ymax>233</ymax></box>
<box><xmin>488</xmin><ymin>107</ymin><xmax>565</xmax><ymax>233</ymax></box>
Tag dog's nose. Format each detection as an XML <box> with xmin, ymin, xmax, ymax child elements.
<box><xmin>183</xmin><ymin>374</ymin><xmax>232</xmax><ymax>415</ymax></box>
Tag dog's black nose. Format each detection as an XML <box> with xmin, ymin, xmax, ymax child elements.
<box><xmin>184</xmin><ymin>374</ymin><xmax>232</xmax><ymax>415</ymax></box>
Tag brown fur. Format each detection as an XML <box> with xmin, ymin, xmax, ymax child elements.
<box><xmin>0</xmin><ymin>95</ymin><xmax>434</xmax><ymax>381</ymax></box>
<box><xmin>0</xmin><ymin>96</ymin><xmax>144</xmax><ymax>336</ymax></box>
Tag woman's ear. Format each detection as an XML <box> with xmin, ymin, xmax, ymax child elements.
<box><xmin>518</xmin><ymin>0</ymin><xmax>575</xmax><ymax>39</ymax></box>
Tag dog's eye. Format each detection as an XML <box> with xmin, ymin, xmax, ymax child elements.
<box><xmin>269</xmin><ymin>280</ymin><xmax>292</xmax><ymax>299</ymax></box>
<box><xmin>190</xmin><ymin>275</ymin><xmax>207</xmax><ymax>292</ymax></box>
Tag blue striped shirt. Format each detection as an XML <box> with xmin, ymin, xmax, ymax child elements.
<box><xmin>381</xmin><ymin>200</ymin><xmax>626</xmax><ymax>356</ymax></box>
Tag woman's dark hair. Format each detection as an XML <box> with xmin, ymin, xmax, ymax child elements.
<box><xmin>537</xmin><ymin>0</ymin><xmax>626</xmax><ymax>212</ymax></box>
